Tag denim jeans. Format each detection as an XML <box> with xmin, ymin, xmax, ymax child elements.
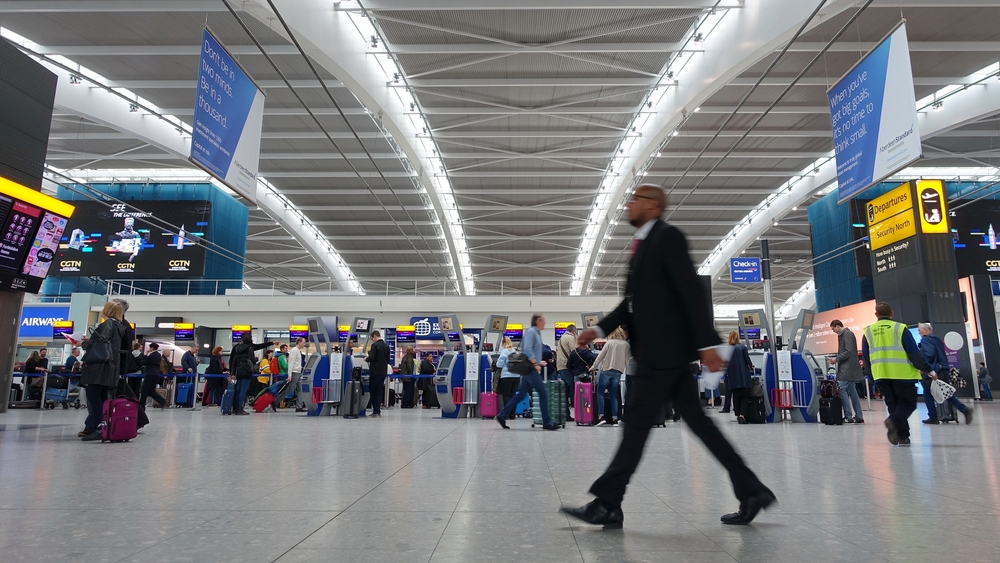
<box><xmin>497</xmin><ymin>371</ymin><xmax>550</xmax><ymax>426</ymax></box>
<box><xmin>982</xmin><ymin>382</ymin><xmax>993</xmax><ymax>400</ymax></box>
<box><xmin>234</xmin><ymin>378</ymin><xmax>250</xmax><ymax>411</ymax></box>
<box><xmin>557</xmin><ymin>369</ymin><xmax>573</xmax><ymax>417</ymax></box>
<box><xmin>838</xmin><ymin>379</ymin><xmax>863</xmax><ymax>421</ymax></box>
<box><xmin>597</xmin><ymin>370</ymin><xmax>622</xmax><ymax>419</ymax></box>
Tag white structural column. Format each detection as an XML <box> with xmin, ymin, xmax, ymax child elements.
<box><xmin>246</xmin><ymin>0</ymin><xmax>469</xmax><ymax>294</ymax></box>
<box><xmin>40</xmin><ymin>58</ymin><xmax>362</xmax><ymax>293</ymax></box>
<box><xmin>579</xmin><ymin>0</ymin><xmax>864</xmax><ymax>293</ymax></box>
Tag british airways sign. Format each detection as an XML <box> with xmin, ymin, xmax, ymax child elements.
<box><xmin>730</xmin><ymin>258</ymin><xmax>762</xmax><ymax>284</ymax></box>
<box><xmin>19</xmin><ymin>305</ymin><xmax>71</xmax><ymax>339</ymax></box>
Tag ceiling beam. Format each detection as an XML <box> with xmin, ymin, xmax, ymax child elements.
<box><xmin>0</xmin><ymin>0</ymin><xmax>228</xmax><ymax>11</ymax></box>
<box><xmin>377</xmin><ymin>43</ymin><xmax>691</xmax><ymax>55</ymax></box>
<box><xmin>361</xmin><ymin>0</ymin><xmax>738</xmax><ymax>9</ymax></box>
<box><xmin>400</xmin><ymin>77</ymin><xmax>657</xmax><ymax>88</ymax></box>
<box><xmin>727</xmin><ymin>76</ymin><xmax>980</xmax><ymax>87</ymax></box>
<box><xmin>29</xmin><ymin>44</ymin><xmax>298</xmax><ymax>56</ymax></box>
<box><xmin>787</xmin><ymin>41</ymin><xmax>1000</xmax><ymax>53</ymax></box>
<box><xmin>420</xmin><ymin>106</ymin><xmax>642</xmax><ymax>115</ymax></box>
<box><xmin>99</xmin><ymin>79</ymin><xmax>343</xmax><ymax>90</ymax></box>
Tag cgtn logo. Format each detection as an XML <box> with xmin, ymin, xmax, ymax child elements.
<box><xmin>117</xmin><ymin>262</ymin><xmax>135</xmax><ymax>273</ymax></box>
<box><xmin>985</xmin><ymin>260</ymin><xmax>1000</xmax><ymax>272</ymax></box>
<box><xmin>60</xmin><ymin>260</ymin><xmax>82</xmax><ymax>272</ymax></box>
<box><xmin>168</xmin><ymin>260</ymin><xmax>191</xmax><ymax>271</ymax></box>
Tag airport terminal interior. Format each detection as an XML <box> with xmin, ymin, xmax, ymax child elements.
<box><xmin>2</xmin><ymin>1</ymin><xmax>1000</xmax><ymax>562</ymax></box>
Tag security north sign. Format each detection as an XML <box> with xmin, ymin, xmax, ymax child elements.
<box><xmin>730</xmin><ymin>258</ymin><xmax>762</xmax><ymax>283</ymax></box>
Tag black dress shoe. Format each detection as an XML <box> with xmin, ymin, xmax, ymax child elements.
<box><xmin>721</xmin><ymin>488</ymin><xmax>776</xmax><ymax>525</ymax></box>
<box><xmin>560</xmin><ymin>499</ymin><xmax>624</xmax><ymax>529</ymax></box>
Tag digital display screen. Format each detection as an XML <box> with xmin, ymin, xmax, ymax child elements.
<box><xmin>355</xmin><ymin>318</ymin><xmax>370</xmax><ymax>332</ymax></box>
<box><xmin>56</xmin><ymin>200</ymin><xmax>209</xmax><ymax>277</ymax></box>
<box><xmin>951</xmin><ymin>201</ymin><xmax>1000</xmax><ymax>276</ymax></box>
<box><xmin>174</xmin><ymin>325</ymin><xmax>195</xmax><ymax>342</ymax></box>
<box><xmin>482</xmin><ymin>342</ymin><xmax>494</xmax><ymax>352</ymax></box>
<box><xmin>52</xmin><ymin>321</ymin><xmax>73</xmax><ymax>339</ymax></box>
<box><xmin>289</xmin><ymin>328</ymin><xmax>309</xmax><ymax>341</ymax></box>
<box><xmin>504</xmin><ymin>328</ymin><xmax>523</xmax><ymax>341</ymax></box>
<box><xmin>438</xmin><ymin>354</ymin><xmax>453</xmax><ymax>371</ymax></box>
<box><xmin>447</xmin><ymin>331</ymin><xmax>461</xmax><ymax>342</ymax></box>
<box><xmin>0</xmin><ymin>177</ymin><xmax>74</xmax><ymax>293</ymax></box>
<box><xmin>396</xmin><ymin>330</ymin><xmax>415</xmax><ymax>343</ymax></box>
<box><xmin>231</xmin><ymin>325</ymin><xmax>251</xmax><ymax>343</ymax></box>
<box><xmin>739</xmin><ymin>327</ymin><xmax>761</xmax><ymax>339</ymax></box>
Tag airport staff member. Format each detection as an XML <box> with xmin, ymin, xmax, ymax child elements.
<box><xmin>862</xmin><ymin>302</ymin><xmax>935</xmax><ymax>446</ymax></box>
<box><xmin>365</xmin><ymin>331</ymin><xmax>391</xmax><ymax>418</ymax></box>
<box><xmin>561</xmin><ymin>184</ymin><xmax>774</xmax><ymax>529</ymax></box>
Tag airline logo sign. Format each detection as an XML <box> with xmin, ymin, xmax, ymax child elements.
<box><xmin>729</xmin><ymin>257</ymin><xmax>762</xmax><ymax>283</ymax></box>
<box><xmin>19</xmin><ymin>305</ymin><xmax>71</xmax><ymax>339</ymax></box>
<box><xmin>916</xmin><ymin>179</ymin><xmax>948</xmax><ymax>234</ymax></box>
<box><xmin>866</xmin><ymin>182</ymin><xmax>912</xmax><ymax>226</ymax></box>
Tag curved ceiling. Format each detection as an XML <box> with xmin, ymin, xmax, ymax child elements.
<box><xmin>1</xmin><ymin>0</ymin><xmax>998</xmax><ymax>303</ymax></box>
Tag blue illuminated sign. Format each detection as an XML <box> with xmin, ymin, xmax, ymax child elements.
<box><xmin>730</xmin><ymin>258</ymin><xmax>762</xmax><ymax>284</ymax></box>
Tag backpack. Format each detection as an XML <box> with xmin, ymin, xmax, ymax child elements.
<box><xmin>750</xmin><ymin>377</ymin><xmax>765</xmax><ymax>398</ymax></box>
<box><xmin>269</xmin><ymin>355</ymin><xmax>280</xmax><ymax>375</ymax></box>
<box><xmin>820</xmin><ymin>379</ymin><xmax>839</xmax><ymax>399</ymax></box>
<box><xmin>230</xmin><ymin>345</ymin><xmax>255</xmax><ymax>378</ymax></box>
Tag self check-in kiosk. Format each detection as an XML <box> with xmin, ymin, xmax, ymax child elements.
<box><xmin>434</xmin><ymin>314</ymin><xmax>506</xmax><ymax>419</ymax></box>
<box><xmin>301</xmin><ymin>316</ymin><xmax>344</xmax><ymax>416</ymax></box>
<box><xmin>745</xmin><ymin>309</ymin><xmax>824</xmax><ymax>423</ymax></box>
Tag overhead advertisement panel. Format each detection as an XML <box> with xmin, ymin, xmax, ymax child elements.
<box><xmin>189</xmin><ymin>27</ymin><xmax>265</xmax><ymax>204</ymax></box>
<box><xmin>830</xmin><ymin>22</ymin><xmax>921</xmax><ymax>203</ymax></box>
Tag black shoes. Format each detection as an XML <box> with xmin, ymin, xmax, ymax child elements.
<box><xmin>81</xmin><ymin>430</ymin><xmax>102</xmax><ymax>442</ymax></box>
<box><xmin>737</xmin><ymin>416</ymin><xmax>748</xmax><ymax>425</ymax></box>
<box><xmin>542</xmin><ymin>423</ymin><xmax>560</xmax><ymax>431</ymax></box>
<box><xmin>922</xmin><ymin>418</ymin><xmax>940</xmax><ymax>425</ymax></box>
<box><xmin>560</xmin><ymin>499</ymin><xmax>624</xmax><ymax>529</ymax></box>
<box><xmin>898</xmin><ymin>438</ymin><xmax>911</xmax><ymax>447</ymax></box>
<box><xmin>234</xmin><ymin>410</ymin><xmax>249</xmax><ymax>416</ymax></box>
<box><xmin>963</xmin><ymin>409</ymin><xmax>974</xmax><ymax>425</ymax></box>
<box><xmin>721</xmin><ymin>488</ymin><xmax>777</xmax><ymax>525</ymax></box>
<box><xmin>885</xmin><ymin>418</ymin><xmax>899</xmax><ymax>445</ymax></box>
<box><xmin>496</xmin><ymin>416</ymin><xmax>509</xmax><ymax>429</ymax></box>
<box><xmin>853</xmin><ymin>418</ymin><xmax>865</xmax><ymax>424</ymax></box>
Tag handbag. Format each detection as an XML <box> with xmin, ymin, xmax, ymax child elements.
<box><xmin>506</xmin><ymin>352</ymin><xmax>533</xmax><ymax>375</ymax></box>
<box><xmin>949</xmin><ymin>367</ymin><xmax>966</xmax><ymax>388</ymax></box>
<box><xmin>81</xmin><ymin>325</ymin><xmax>113</xmax><ymax>364</ymax></box>
<box><xmin>930</xmin><ymin>378</ymin><xmax>956</xmax><ymax>403</ymax></box>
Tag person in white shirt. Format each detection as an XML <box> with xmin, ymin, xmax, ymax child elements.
<box><xmin>592</xmin><ymin>328</ymin><xmax>630</xmax><ymax>425</ymax></box>
<box><xmin>273</xmin><ymin>337</ymin><xmax>307</xmax><ymax>412</ymax></box>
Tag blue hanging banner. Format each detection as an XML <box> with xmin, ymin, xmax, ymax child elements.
<box><xmin>730</xmin><ymin>258</ymin><xmax>762</xmax><ymax>284</ymax></box>
<box><xmin>189</xmin><ymin>27</ymin><xmax>265</xmax><ymax>203</ymax></box>
<box><xmin>830</xmin><ymin>22</ymin><xmax>921</xmax><ymax>204</ymax></box>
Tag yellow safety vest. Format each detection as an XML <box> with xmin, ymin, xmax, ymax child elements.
<box><xmin>864</xmin><ymin>319</ymin><xmax>920</xmax><ymax>381</ymax></box>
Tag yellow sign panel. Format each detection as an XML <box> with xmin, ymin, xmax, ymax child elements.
<box><xmin>866</xmin><ymin>182</ymin><xmax>913</xmax><ymax>226</ymax></box>
<box><xmin>0</xmin><ymin>175</ymin><xmax>76</xmax><ymax>218</ymax></box>
<box><xmin>869</xmin><ymin>208</ymin><xmax>916</xmax><ymax>250</ymax></box>
<box><xmin>916</xmin><ymin>179</ymin><xmax>948</xmax><ymax>234</ymax></box>
<box><xmin>395</xmin><ymin>325</ymin><xmax>416</xmax><ymax>332</ymax></box>
<box><xmin>52</xmin><ymin>320</ymin><xmax>74</xmax><ymax>329</ymax></box>
<box><xmin>338</xmin><ymin>325</ymin><xmax>350</xmax><ymax>332</ymax></box>
<box><xmin>288</xmin><ymin>324</ymin><xmax>308</xmax><ymax>331</ymax></box>
<box><xmin>174</xmin><ymin>323</ymin><xmax>194</xmax><ymax>330</ymax></box>
<box><xmin>553</xmin><ymin>322</ymin><xmax>575</xmax><ymax>329</ymax></box>
<box><xmin>231</xmin><ymin>324</ymin><xmax>251</xmax><ymax>331</ymax></box>
<box><xmin>506</xmin><ymin>323</ymin><xmax>523</xmax><ymax>330</ymax></box>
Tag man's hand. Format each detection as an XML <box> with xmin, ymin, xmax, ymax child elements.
<box><xmin>827</xmin><ymin>357</ymin><xmax>837</xmax><ymax>365</ymax></box>
<box><xmin>700</xmin><ymin>348</ymin><xmax>726</xmax><ymax>373</ymax></box>
<box><xmin>930</xmin><ymin>371</ymin><xmax>938</xmax><ymax>380</ymax></box>
<box><xmin>577</xmin><ymin>328</ymin><xmax>598</xmax><ymax>347</ymax></box>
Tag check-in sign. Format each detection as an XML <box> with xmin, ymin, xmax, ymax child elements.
<box><xmin>730</xmin><ymin>258</ymin><xmax>762</xmax><ymax>283</ymax></box>
<box><xmin>866</xmin><ymin>182</ymin><xmax>912</xmax><ymax>226</ymax></box>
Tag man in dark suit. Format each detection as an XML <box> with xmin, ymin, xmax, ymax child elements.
<box><xmin>561</xmin><ymin>184</ymin><xmax>775</xmax><ymax>529</ymax></box>
<box><xmin>365</xmin><ymin>330</ymin><xmax>391</xmax><ymax>418</ymax></box>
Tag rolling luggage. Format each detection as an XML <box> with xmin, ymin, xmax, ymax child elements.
<box><xmin>480</xmin><ymin>392</ymin><xmax>499</xmax><ymax>419</ymax></box>
<box><xmin>746</xmin><ymin>396</ymin><xmax>767</xmax><ymax>424</ymax></box>
<box><xmin>819</xmin><ymin>397</ymin><xmax>843</xmax><ymax>425</ymax></box>
<box><xmin>102</xmin><ymin>398</ymin><xmax>139</xmax><ymax>443</ymax></box>
<box><xmin>343</xmin><ymin>380</ymin><xmax>363</xmax><ymax>418</ymax></box>
<box><xmin>937</xmin><ymin>399</ymin><xmax>958</xmax><ymax>423</ymax></box>
<box><xmin>220</xmin><ymin>384</ymin><xmax>235</xmax><ymax>415</ymax></box>
<box><xmin>176</xmin><ymin>383</ymin><xmax>193</xmax><ymax>407</ymax></box>
<box><xmin>422</xmin><ymin>382</ymin><xmax>440</xmax><ymax>408</ymax></box>
<box><xmin>575</xmin><ymin>381</ymin><xmax>594</xmax><ymax>426</ymax></box>
<box><xmin>531</xmin><ymin>379</ymin><xmax>566</xmax><ymax>428</ymax></box>
<box><xmin>253</xmin><ymin>391</ymin><xmax>275</xmax><ymax>413</ymax></box>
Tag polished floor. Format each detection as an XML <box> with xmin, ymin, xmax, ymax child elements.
<box><xmin>0</xmin><ymin>398</ymin><xmax>998</xmax><ymax>563</ymax></box>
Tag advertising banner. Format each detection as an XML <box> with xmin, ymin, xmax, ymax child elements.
<box><xmin>729</xmin><ymin>258</ymin><xmax>762</xmax><ymax>283</ymax></box>
<box><xmin>803</xmin><ymin>300</ymin><xmax>877</xmax><ymax>356</ymax></box>
<box><xmin>18</xmin><ymin>305</ymin><xmax>70</xmax><ymax>339</ymax></box>
<box><xmin>831</xmin><ymin>23</ymin><xmax>921</xmax><ymax>203</ymax></box>
<box><xmin>190</xmin><ymin>28</ymin><xmax>265</xmax><ymax>203</ymax></box>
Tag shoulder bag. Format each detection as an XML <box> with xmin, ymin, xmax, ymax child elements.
<box><xmin>506</xmin><ymin>352</ymin><xmax>533</xmax><ymax>375</ymax></box>
<box><xmin>81</xmin><ymin>323</ymin><xmax>114</xmax><ymax>364</ymax></box>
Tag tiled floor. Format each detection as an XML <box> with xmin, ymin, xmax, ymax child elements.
<box><xmin>1</xmin><ymin>399</ymin><xmax>998</xmax><ymax>563</ymax></box>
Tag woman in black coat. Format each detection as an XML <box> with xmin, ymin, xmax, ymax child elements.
<box><xmin>139</xmin><ymin>342</ymin><xmax>167</xmax><ymax>409</ymax></box>
<box><xmin>723</xmin><ymin>331</ymin><xmax>756</xmax><ymax>424</ymax></box>
<box><xmin>206</xmin><ymin>346</ymin><xmax>228</xmax><ymax>406</ymax></box>
<box><xmin>79</xmin><ymin>301</ymin><xmax>127</xmax><ymax>441</ymax></box>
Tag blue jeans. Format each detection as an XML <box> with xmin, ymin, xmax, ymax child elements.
<box><xmin>838</xmin><ymin>380</ymin><xmax>863</xmax><ymax>421</ymax></box>
<box><xmin>557</xmin><ymin>369</ymin><xmax>573</xmax><ymax>417</ymax></box>
<box><xmin>498</xmin><ymin>372</ymin><xmax>550</xmax><ymax>426</ymax></box>
<box><xmin>597</xmin><ymin>370</ymin><xmax>622</xmax><ymax>419</ymax></box>
<box><xmin>982</xmin><ymin>382</ymin><xmax>993</xmax><ymax>400</ymax></box>
<box><xmin>234</xmin><ymin>378</ymin><xmax>250</xmax><ymax>411</ymax></box>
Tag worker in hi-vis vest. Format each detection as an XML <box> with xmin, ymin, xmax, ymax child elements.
<box><xmin>861</xmin><ymin>302</ymin><xmax>934</xmax><ymax>447</ymax></box>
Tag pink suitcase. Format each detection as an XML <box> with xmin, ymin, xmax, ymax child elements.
<box><xmin>102</xmin><ymin>398</ymin><xmax>139</xmax><ymax>443</ymax></box>
<box><xmin>575</xmin><ymin>381</ymin><xmax>594</xmax><ymax>426</ymax></box>
<box><xmin>480</xmin><ymin>392</ymin><xmax>499</xmax><ymax>418</ymax></box>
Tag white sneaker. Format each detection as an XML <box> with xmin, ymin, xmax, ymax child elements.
<box><xmin>595</xmin><ymin>419</ymin><xmax>607</xmax><ymax>427</ymax></box>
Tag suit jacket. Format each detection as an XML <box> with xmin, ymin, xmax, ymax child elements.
<box><xmin>597</xmin><ymin>219</ymin><xmax>719</xmax><ymax>372</ymax></box>
<box><xmin>142</xmin><ymin>351</ymin><xmax>162</xmax><ymax>378</ymax></box>
<box><xmin>366</xmin><ymin>339</ymin><xmax>391</xmax><ymax>377</ymax></box>
<box><xmin>835</xmin><ymin>328</ymin><xmax>863</xmax><ymax>382</ymax></box>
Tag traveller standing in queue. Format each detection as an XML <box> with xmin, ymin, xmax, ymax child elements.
<box><xmin>365</xmin><ymin>331</ymin><xmax>390</xmax><ymax>417</ymax></box>
<box><xmin>828</xmin><ymin>320</ymin><xmax>864</xmax><ymax>423</ymax></box>
<box><xmin>591</xmin><ymin>328</ymin><xmax>629</xmax><ymax>426</ymax></box>
<box><xmin>181</xmin><ymin>345</ymin><xmax>199</xmax><ymax>376</ymax></box>
<box><xmin>561</xmin><ymin>184</ymin><xmax>774</xmax><ymax>528</ymax></box>
<box><xmin>139</xmin><ymin>343</ymin><xmax>168</xmax><ymax>409</ymax></box>
<box><xmin>918</xmin><ymin>323</ymin><xmax>973</xmax><ymax>425</ymax></box>
<box><xmin>79</xmin><ymin>301</ymin><xmax>127</xmax><ymax>440</ymax></box>
<box><xmin>979</xmin><ymin>362</ymin><xmax>993</xmax><ymax>401</ymax></box>
<box><xmin>419</xmin><ymin>353</ymin><xmax>439</xmax><ymax>408</ymax></box>
<box><xmin>723</xmin><ymin>331</ymin><xmax>755</xmax><ymax>424</ymax></box>
<box><xmin>274</xmin><ymin>337</ymin><xmax>307</xmax><ymax>413</ymax></box>
<box><xmin>495</xmin><ymin>337</ymin><xmax>520</xmax><ymax>410</ymax></box>
<box><xmin>230</xmin><ymin>334</ymin><xmax>277</xmax><ymax>415</ymax></box>
<box><xmin>862</xmin><ymin>303</ymin><xmax>936</xmax><ymax>446</ymax></box>
<box><xmin>399</xmin><ymin>346</ymin><xmax>417</xmax><ymax>408</ymax></box>
<box><xmin>556</xmin><ymin>324</ymin><xmax>578</xmax><ymax>422</ymax></box>
<box><xmin>495</xmin><ymin>314</ymin><xmax>558</xmax><ymax>430</ymax></box>
<box><xmin>207</xmin><ymin>346</ymin><xmax>228</xmax><ymax>406</ymax></box>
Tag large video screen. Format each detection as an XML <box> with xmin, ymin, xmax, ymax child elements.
<box><xmin>951</xmin><ymin>200</ymin><xmax>1000</xmax><ymax>276</ymax></box>
<box><xmin>56</xmin><ymin>200</ymin><xmax>210</xmax><ymax>277</ymax></box>
<box><xmin>0</xmin><ymin>176</ymin><xmax>74</xmax><ymax>293</ymax></box>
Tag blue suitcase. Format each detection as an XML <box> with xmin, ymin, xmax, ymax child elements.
<box><xmin>176</xmin><ymin>383</ymin><xmax>194</xmax><ymax>407</ymax></box>
<box><xmin>220</xmin><ymin>384</ymin><xmax>235</xmax><ymax>415</ymax></box>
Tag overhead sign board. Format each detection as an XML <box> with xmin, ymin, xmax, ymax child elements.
<box><xmin>916</xmin><ymin>179</ymin><xmax>948</xmax><ymax>234</ymax></box>
<box><xmin>189</xmin><ymin>27</ymin><xmax>265</xmax><ymax>203</ymax></box>
<box><xmin>866</xmin><ymin>182</ymin><xmax>912</xmax><ymax>226</ymax></box>
<box><xmin>729</xmin><ymin>258</ymin><xmax>762</xmax><ymax>283</ymax></box>
<box><xmin>866</xmin><ymin>182</ymin><xmax>917</xmax><ymax>251</ymax></box>
<box><xmin>18</xmin><ymin>305</ymin><xmax>70</xmax><ymax>339</ymax></box>
<box><xmin>231</xmin><ymin>324</ymin><xmax>251</xmax><ymax>343</ymax></box>
<box><xmin>830</xmin><ymin>23</ymin><xmax>921</xmax><ymax>203</ymax></box>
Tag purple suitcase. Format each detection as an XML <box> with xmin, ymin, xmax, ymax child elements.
<box><xmin>102</xmin><ymin>398</ymin><xmax>139</xmax><ymax>443</ymax></box>
<box><xmin>480</xmin><ymin>392</ymin><xmax>499</xmax><ymax>418</ymax></box>
<box><xmin>575</xmin><ymin>381</ymin><xmax>594</xmax><ymax>425</ymax></box>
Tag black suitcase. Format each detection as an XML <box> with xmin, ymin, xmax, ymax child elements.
<box><xmin>746</xmin><ymin>396</ymin><xmax>767</xmax><ymax>424</ymax></box>
<box><xmin>819</xmin><ymin>397</ymin><xmax>844</xmax><ymax>425</ymax></box>
<box><xmin>343</xmin><ymin>380</ymin><xmax>363</xmax><ymax>418</ymax></box>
